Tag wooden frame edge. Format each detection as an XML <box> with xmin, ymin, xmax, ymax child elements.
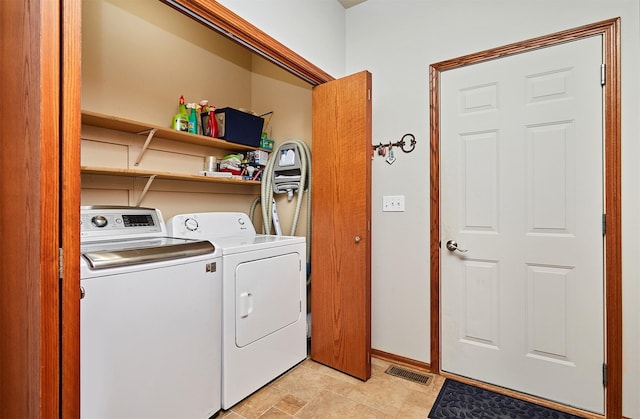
<box><xmin>41</xmin><ymin>0</ymin><xmax>62</xmax><ymax>416</ymax></box>
<box><xmin>429</xmin><ymin>63</ymin><xmax>441</xmax><ymax>376</ymax></box>
<box><xmin>61</xmin><ymin>0</ymin><xmax>82</xmax><ymax>417</ymax></box>
<box><xmin>429</xmin><ymin>17</ymin><xmax>622</xmax><ymax>417</ymax></box>
<box><xmin>602</xmin><ymin>17</ymin><xmax>622</xmax><ymax>419</ymax></box>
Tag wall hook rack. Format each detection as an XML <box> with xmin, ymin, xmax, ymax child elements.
<box><xmin>372</xmin><ymin>134</ymin><xmax>416</xmax><ymax>162</ymax></box>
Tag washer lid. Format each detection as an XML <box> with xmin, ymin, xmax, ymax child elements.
<box><xmin>81</xmin><ymin>238</ymin><xmax>215</xmax><ymax>270</ymax></box>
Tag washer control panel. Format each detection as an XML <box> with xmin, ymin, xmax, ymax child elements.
<box><xmin>80</xmin><ymin>206</ymin><xmax>164</xmax><ymax>239</ymax></box>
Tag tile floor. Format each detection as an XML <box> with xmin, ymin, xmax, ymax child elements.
<box><xmin>219</xmin><ymin>357</ymin><xmax>444</xmax><ymax>419</ymax></box>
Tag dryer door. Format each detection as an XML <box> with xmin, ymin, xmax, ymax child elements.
<box><xmin>235</xmin><ymin>252</ymin><xmax>302</xmax><ymax>347</ymax></box>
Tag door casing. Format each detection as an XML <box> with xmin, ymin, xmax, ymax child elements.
<box><xmin>0</xmin><ymin>0</ymin><xmax>81</xmax><ymax>417</ymax></box>
<box><xmin>430</xmin><ymin>18</ymin><xmax>621</xmax><ymax>417</ymax></box>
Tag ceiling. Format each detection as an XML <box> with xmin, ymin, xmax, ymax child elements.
<box><xmin>338</xmin><ymin>0</ymin><xmax>367</xmax><ymax>9</ymax></box>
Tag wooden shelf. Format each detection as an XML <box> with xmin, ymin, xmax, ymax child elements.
<box><xmin>81</xmin><ymin>109</ymin><xmax>265</xmax><ymax>152</ymax></box>
<box><xmin>81</xmin><ymin>110</ymin><xmax>264</xmax><ymax>202</ymax></box>
<box><xmin>81</xmin><ymin>166</ymin><xmax>261</xmax><ymax>186</ymax></box>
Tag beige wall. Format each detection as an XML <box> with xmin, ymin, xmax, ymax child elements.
<box><xmin>81</xmin><ymin>0</ymin><xmax>312</xmax><ymax>235</ymax></box>
<box><xmin>82</xmin><ymin>0</ymin><xmax>253</xmax><ymax>126</ymax></box>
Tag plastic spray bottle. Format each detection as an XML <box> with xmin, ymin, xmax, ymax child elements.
<box><xmin>172</xmin><ymin>95</ymin><xmax>189</xmax><ymax>132</ymax></box>
<box><xmin>200</xmin><ymin>100</ymin><xmax>211</xmax><ymax>136</ymax></box>
<box><xmin>209</xmin><ymin>106</ymin><xmax>218</xmax><ymax>138</ymax></box>
<box><xmin>188</xmin><ymin>104</ymin><xmax>198</xmax><ymax>134</ymax></box>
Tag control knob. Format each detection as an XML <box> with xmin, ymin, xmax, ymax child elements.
<box><xmin>91</xmin><ymin>215</ymin><xmax>108</xmax><ymax>228</ymax></box>
<box><xmin>184</xmin><ymin>218</ymin><xmax>199</xmax><ymax>232</ymax></box>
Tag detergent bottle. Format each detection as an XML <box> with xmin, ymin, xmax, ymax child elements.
<box><xmin>171</xmin><ymin>95</ymin><xmax>189</xmax><ymax>132</ymax></box>
<box><xmin>209</xmin><ymin>106</ymin><xmax>218</xmax><ymax>138</ymax></box>
<box><xmin>200</xmin><ymin>100</ymin><xmax>211</xmax><ymax>136</ymax></box>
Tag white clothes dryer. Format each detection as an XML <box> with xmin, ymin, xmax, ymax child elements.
<box><xmin>167</xmin><ymin>212</ymin><xmax>307</xmax><ymax>409</ymax></box>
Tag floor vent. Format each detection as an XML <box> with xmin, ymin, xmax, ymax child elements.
<box><xmin>384</xmin><ymin>365</ymin><xmax>433</xmax><ymax>386</ymax></box>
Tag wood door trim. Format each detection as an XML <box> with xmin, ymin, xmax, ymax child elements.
<box><xmin>429</xmin><ymin>18</ymin><xmax>622</xmax><ymax>417</ymax></box>
<box><xmin>61</xmin><ymin>0</ymin><xmax>82</xmax><ymax>417</ymax></box>
<box><xmin>0</xmin><ymin>0</ymin><xmax>62</xmax><ymax>416</ymax></box>
<box><xmin>159</xmin><ymin>0</ymin><xmax>335</xmax><ymax>86</ymax></box>
<box><xmin>40</xmin><ymin>0</ymin><xmax>63</xmax><ymax>416</ymax></box>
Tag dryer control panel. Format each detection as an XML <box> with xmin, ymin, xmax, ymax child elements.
<box><xmin>167</xmin><ymin>212</ymin><xmax>256</xmax><ymax>239</ymax></box>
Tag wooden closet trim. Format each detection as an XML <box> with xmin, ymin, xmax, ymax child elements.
<box><xmin>429</xmin><ymin>18</ymin><xmax>622</xmax><ymax>418</ymax></box>
<box><xmin>61</xmin><ymin>0</ymin><xmax>82</xmax><ymax>417</ymax></box>
<box><xmin>160</xmin><ymin>0</ymin><xmax>335</xmax><ymax>86</ymax></box>
<box><xmin>0</xmin><ymin>0</ymin><xmax>64</xmax><ymax>416</ymax></box>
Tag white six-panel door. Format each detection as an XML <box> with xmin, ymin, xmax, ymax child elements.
<box><xmin>440</xmin><ymin>35</ymin><xmax>604</xmax><ymax>413</ymax></box>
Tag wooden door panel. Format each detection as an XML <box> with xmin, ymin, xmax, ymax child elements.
<box><xmin>310</xmin><ymin>71</ymin><xmax>372</xmax><ymax>380</ymax></box>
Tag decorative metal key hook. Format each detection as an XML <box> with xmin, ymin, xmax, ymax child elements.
<box><xmin>398</xmin><ymin>133</ymin><xmax>416</xmax><ymax>153</ymax></box>
<box><xmin>372</xmin><ymin>133</ymin><xmax>417</xmax><ymax>159</ymax></box>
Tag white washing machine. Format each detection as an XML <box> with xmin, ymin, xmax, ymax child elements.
<box><xmin>80</xmin><ymin>206</ymin><xmax>222</xmax><ymax>419</ymax></box>
<box><xmin>167</xmin><ymin>212</ymin><xmax>307</xmax><ymax>409</ymax></box>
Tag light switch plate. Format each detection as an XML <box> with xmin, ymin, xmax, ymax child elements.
<box><xmin>383</xmin><ymin>195</ymin><xmax>405</xmax><ymax>212</ymax></box>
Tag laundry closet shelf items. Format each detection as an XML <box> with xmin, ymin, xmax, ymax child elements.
<box><xmin>81</xmin><ymin>110</ymin><xmax>270</xmax><ymax>152</ymax></box>
<box><xmin>81</xmin><ymin>110</ymin><xmax>265</xmax><ymax>205</ymax></box>
<box><xmin>80</xmin><ymin>166</ymin><xmax>261</xmax><ymax>186</ymax></box>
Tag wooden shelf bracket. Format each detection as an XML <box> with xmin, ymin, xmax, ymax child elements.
<box><xmin>134</xmin><ymin>128</ymin><xmax>158</xmax><ymax>166</ymax></box>
<box><xmin>135</xmin><ymin>174</ymin><xmax>157</xmax><ymax>206</ymax></box>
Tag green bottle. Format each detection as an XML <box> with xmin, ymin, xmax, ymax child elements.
<box><xmin>188</xmin><ymin>107</ymin><xmax>198</xmax><ymax>134</ymax></box>
<box><xmin>172</xmin><ymin>95</ymin><xmax>189</xmax><ymax>132</ymax></box>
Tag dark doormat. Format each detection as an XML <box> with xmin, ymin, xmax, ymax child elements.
<box><xmin>429</xmin><ymin>379</ymin><xmax>586</xmax><ymax>419</ymax></box>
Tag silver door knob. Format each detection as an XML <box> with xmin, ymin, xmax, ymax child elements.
<box><xmin>355</xmin><ymin>235</ymin><xmax>361</xmax><ymax>243</ymax></box>
<box><xmin>446</xmin><ymin>240</ymin><xmax>468</xmax><ymax>253</ymax></box>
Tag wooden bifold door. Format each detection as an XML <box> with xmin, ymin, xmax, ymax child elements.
<box><xmin>310</xmin><ymin>71</ymin><xmax>372</xmax><ymax>381</ymax></box>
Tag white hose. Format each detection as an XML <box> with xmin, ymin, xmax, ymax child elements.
<box><xmin>256</xmin><ymin>139</ymin><xmax>312</xmax><ymax>265</ymax></box>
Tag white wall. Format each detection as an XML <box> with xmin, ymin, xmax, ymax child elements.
<box><xmin>82</xmin><ymin>0</ymin><xmax>253</xmax><ymax>126</ymax></box>
<box><xmin>345</xmin><ymin>1</ymin><xmax>639</xmax><ymax>417</ymax></box>
<box><xmin>217</xmin><ymin>0</ymin><xmax>347</xmax><ymax>78</ymax></box>
<box><xmin>217</xmin><ymin>1</ymin><xmax>640</xmax><ymax>416</ymax></box>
